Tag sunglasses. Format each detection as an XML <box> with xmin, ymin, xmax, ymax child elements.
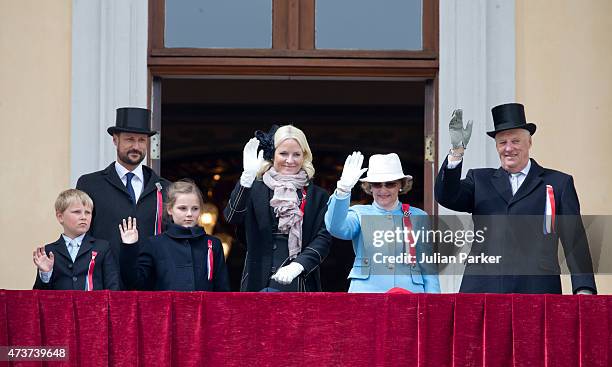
<box><xmin>370</xmin><ymin>181</ymin><xmax>399</xmax><ymax>189</ymax></box>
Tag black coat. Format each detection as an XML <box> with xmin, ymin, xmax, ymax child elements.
<box><xmin>76</xmin><ymin>163</ymin><xmax>170</xmax><ymax>261</ymax></box>
<box><xmin>224</xmin><ymin>180</ymin><xmax>332</xmax><ymax>292</ymax></box>
<box><xmin>33</xmin><ymin>234</ymin><xmax>120</xmax><ymax>290</ymax></box>
<box><xmin>120</xmin><ymin>223</ymin><xmax>230</xmax><ymax>291</ymax></box>
<box><xmin>435</xmin><ymin>157</ymin><xmax>596</xmax><ymax>294</ymax></box>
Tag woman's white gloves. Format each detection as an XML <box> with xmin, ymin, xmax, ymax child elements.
<box><xmin>271</xmin><ymin>262</ymin><xmax>304</xmax><ymax>285</ymax></box>
<box><xmin>337</xmin><ymin>151</ymin><xmax>368</xmax><ymax>193</ymax></box>
<box><xmin>240</xmin><ymin>138</ymin><xmax>264</xmax><ymax>188</ymax></box>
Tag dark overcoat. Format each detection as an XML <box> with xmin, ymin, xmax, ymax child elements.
<box><xmin>76</xmin><ymin>162</ymin><xmax>170</xmax><ymax>260</ymax></box>
<box><xmin>120</xmin><ymin>223</ymin><xmax>229</xmax><ymax>291</ymax></box>
<box><xmin>224</xmin><ymin>180</ymin><xmax>332</xmax><ymax>291</ymax></box>
<box><xmin>435</xmin><ymin>158</ymin><xmax>596</xmax><ymax>294</ymax></box>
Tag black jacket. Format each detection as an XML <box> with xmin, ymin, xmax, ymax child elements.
<box><xmin>33</xmin><ymin>234</ymin><xmax>120</xmax><ymax>290</ymax></box>
<box><xmin>224</xmin><ymin>180</ymin><xmax>332</xmax><ymax>291</ymax></box>
<box><xmin>435</xmin><ymin>157</ymin><xmax>596</xmax><ymax>294</ymax></box>
<box><xmin>120</xmin><ymin>223</ymin><xmax>230</xmax><ymax>291</ymax></box>
<box><xmin>76</xmin><ymin>162</ymin><xmax>170</xmax><ymax>261</ymax></box>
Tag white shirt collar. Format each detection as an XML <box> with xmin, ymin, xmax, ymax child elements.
<box><xmin>62</xmin><ymin>233</ymin><xmax>86</xmax><ymax>246</ymax></box>
<box><xmin>114</xmin><ymin>161</ymin><xmax>144</xmax><ymax>182</ymax></box>
<box><xmin>513</xmin><ymin>159</ymin><xmax>531</xmax><ymax>177</ymax></box>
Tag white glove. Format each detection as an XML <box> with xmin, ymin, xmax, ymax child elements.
<box><xmin>240</xmin><ymin>138</ymin><xmax>264</xmax><ymax>188</ymax></box>
<box><xmin>576</xmin><ymin>289</ymin><xmax>594</xmax><ymax>295</ymax></box>
<box><xmin>271</xmin><ymin>262</ymin><xmax>304</xmax><ymax>285</ymax></box>
<box><xmin>449</xmin><ymin>109</ymin><xmax>473</xmax><ymax>149</ymax></box>
<box><xmin>337</xmin><ymin>152</ymin><xmax>368</xmax><ymax>193</ymax></box>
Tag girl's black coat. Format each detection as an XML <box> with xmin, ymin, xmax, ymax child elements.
<box><xmin>121</xmin><ymin>223</ymin><xmax>229</xmax><ymax>291</ymax></box>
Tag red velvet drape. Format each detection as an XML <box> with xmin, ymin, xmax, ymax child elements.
<box><xmin>0</xmin><ymin>291</ymin><xmax>609</xmax><ymax>366</ymax></box>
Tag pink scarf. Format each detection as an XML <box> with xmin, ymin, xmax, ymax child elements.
<box><xmin>262</xmin><ymin>168</ymin><xmax>309</xmax><ymax>259</ymax></box>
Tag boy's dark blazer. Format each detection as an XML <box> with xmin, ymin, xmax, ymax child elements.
<box><xmin>33</xmin><ymin>234</ymin><xmax>120</xmax><ymax>290</ymax></box>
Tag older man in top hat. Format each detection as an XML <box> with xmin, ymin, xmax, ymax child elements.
<box><xmin>76</xmin><ymin>107</ymin><xmax>169</xmax><ymax>276</ymax></box>
<box><xmin>435</xmin><ymin>103</ymin><xmax>596</xmax><ymax>294</ymax></box>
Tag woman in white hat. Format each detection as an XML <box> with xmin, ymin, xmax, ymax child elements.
<box><xmin>325</xmin><ymin>152</ymin><xmax>440</xmax><ymax>293</ymax></box>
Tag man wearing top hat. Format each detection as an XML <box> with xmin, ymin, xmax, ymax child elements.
<box><xmin>76</xmin><ymin>107</ymin><xmax>169</xmax><ymax>275</ymax></box>
<box><xmin>435</xmin><ymin>103</ymin><xmax>596</xmax><ymax>294</ymax></box>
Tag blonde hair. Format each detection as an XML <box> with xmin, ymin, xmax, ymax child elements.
<box><xmin>257</xmin><ymin>125</ymin><xmax>315</xmax><ymax>179</ymax></box>
<box><xmin>361</xmin><ymin>178</ymin><xmax>413</xmax><ymax>196</ymax></box>
<box><xmin>166</xmin><ymin>179</ymin><xmax>205</xmax><ymax>213</ymax></box>
<box><xmin>55</xmin><ymin>189</ymin><xmax>93</xmax><ymax>213</ymax></box>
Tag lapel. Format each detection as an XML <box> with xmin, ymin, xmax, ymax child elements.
<box><xmin>490</xmin><ymin>167</ymin><xmax>513</xmax><ymax>204</ymax></box>
<box><xmin>301</xmin><ymin>185</ymin><xmax>314</xmax><ymax>243</ymax></box>
<box><xmin>252</xmin><ymin>181</ymin><xmax>272</xmax><ymax>232</ymax></box>
<box><xmin>140</xmin><ymin>166</ymin><xmax>160</xmax><ymax>199</ymax></box>
<box><xmin>102</xmin><ymin>162</ymin><xmax>133</xmax><ymax>202</ymax></box>
<box><xmin>509</xmin><ymin>159</ymin><xmax>544</xmax><ymax>206</ymax></box>
<box><xmin>50</xmin><ymin>235</ymin><xmax>71</xmax><ymax>262</ymax></box>
<box><xmin>74</xmin><ymin>234</ymin><xmax>95</xmax><ymax>261</ymax></box>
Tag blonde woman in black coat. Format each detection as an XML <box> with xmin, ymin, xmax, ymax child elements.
<box><xmin>224</xmin><ymin>125</ymin><xmax>332</xmax><ymax>292</ymax></box>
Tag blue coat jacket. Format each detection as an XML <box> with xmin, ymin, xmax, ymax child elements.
<box><xmin>325</xmin><ymin>192</ymin><xmax>440</xmax><ymax>293</ymax></box>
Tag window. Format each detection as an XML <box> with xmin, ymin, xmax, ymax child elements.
<box><xmin>165</xmin><ymin>0</ymin><xmax>272</xmax><ymax>48</ymax></box>
<box><xmin>150</xmin><ymin>0</ymin><xmax>438</xmax><ymax>57</ymax></box>
<box><xmin>316</xmin><ymin>0</ymin><xmax>423</xmax><ymax>50</ymax></box>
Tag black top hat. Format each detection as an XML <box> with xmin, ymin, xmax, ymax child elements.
<box><xmin>107</xmin><ymin>107</ymin><xmax>156</xmax><ymax>136</ymax></box>
<box><xmin>487</xmin><ymin>103</ymin><xmax>537</xmax><ymax>138</ymax></box>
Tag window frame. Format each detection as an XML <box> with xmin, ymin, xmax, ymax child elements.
<box><xmin>150</xmin><ymin>0</ymin><xmax>438</xmax><ymax>60</ymax></box>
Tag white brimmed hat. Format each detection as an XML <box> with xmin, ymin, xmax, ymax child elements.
<box><xmin>360</xmin><ymin>153</ymin><xmax>413</xmax><ymax>182</ymax></box>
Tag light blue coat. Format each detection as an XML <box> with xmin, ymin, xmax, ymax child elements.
<box><xmin>325</xmin><ymin>192</ymin><xmax>440</xmax><ymax>293</ymax></box>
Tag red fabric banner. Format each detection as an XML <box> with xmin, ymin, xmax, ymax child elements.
<box><xmin>0</xmin><ymin>291</ymin><xmax>610</xmax><ymax>366</ymax></box>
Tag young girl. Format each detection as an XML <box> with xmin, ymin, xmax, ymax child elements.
<box><xmin>119</xmin><ymin>179</ymin><xmax>229</xmax><ymax>291</ymax></box>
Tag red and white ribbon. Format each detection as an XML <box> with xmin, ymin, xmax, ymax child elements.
<box><xmin>299</xmin><ymin>187</ymin><xmax>307</xmax><ymax>214</ymax></box>
<box><xmin>401</xmin><ymin>203</ymin><xmax>416</xmax><ymax>264</ymax></box>
<box><xmin>84</xmin><ymin>251</ymin><xmax>97</xmax><ymax>291</ymax></box>
<box><xmin>544</xmin><ymin>185</ymin><xmax>556</xmax><ymax>234</ymax></box>
<box><xmin>154</xmin><ymin>183</ymin><xmax>163</xmax><ymax>235</ymax></box>
<box><xmin>207</xmin><ymin>240</ymin><xmax>214</xmax><ymax>281</ymax></box>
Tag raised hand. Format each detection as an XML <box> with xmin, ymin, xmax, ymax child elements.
<box><xmin>449</xmin><ymin>109</ymin><xmax>473</xmax><ymax>149</ymax></box>
<box><xmin>240</xmin><ymin>138</ymin><xmax>265</xmax><ymax>188</ymax></box>
<box><xmin>33</xmin><ymin>246</ymin><xmax>54</xmax><ymax>272</ymax></box>
<box><xmin>337</xmin><ymin>151</ymin><xmax>368</xmax><ymax>193</ymax></box>
<box><xmin>119</xmin><ymin>217</ymin><xmax>139</xmax><ymax>245</ymax></box>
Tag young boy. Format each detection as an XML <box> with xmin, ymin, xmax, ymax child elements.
<box><xmin>33</xmin><ymin>189</ymin><xmax>120</xmax><ymax>290</ymax></box>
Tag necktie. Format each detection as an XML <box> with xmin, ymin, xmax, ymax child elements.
<box><xmin>510</xmin><ymin>173</ymin><xmax>522</xmax><ymax>195</ymax></box>
<box><xmin>126</xmin><ymin>172</ymin><xmax>136</xmax><ymax>204</ymax></box>
<box><xmin>68</xmin><ymin>239</ymin><xmax>79</xmax><ymax>262</ymax></box>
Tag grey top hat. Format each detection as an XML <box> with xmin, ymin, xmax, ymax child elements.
<box><xmin>107</xmin><ymin>107</ymin><xmax>156</xmax><ymax>136</ymax></box>
<box><xmin>487</xmin><ymin>103</ymin><xmax>537</xmax><ymax>138</ymax></box>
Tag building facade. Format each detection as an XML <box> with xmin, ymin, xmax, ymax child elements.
<box><xmin>1</xmin><ymin>0</ymin><xmax>610</xmax><ymax>291</ymax></box>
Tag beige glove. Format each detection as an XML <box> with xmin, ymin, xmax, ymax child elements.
<box><xmin>449</xmin><ymin>109</ymin><xmax>473</xmax><ymax>149</ymax></box>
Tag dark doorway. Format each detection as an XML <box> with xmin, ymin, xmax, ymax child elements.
<box><xmin>159</xmin><ymin>77</ymin><xmax>426</xmax><ymax>291</ymax></box>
